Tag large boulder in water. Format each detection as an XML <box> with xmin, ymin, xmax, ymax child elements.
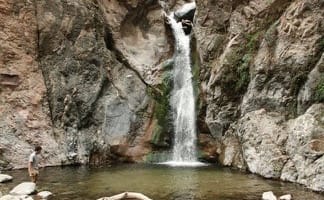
<box><xmin>9</xmin><ymin>182</ymin><xmax>36</xmax><ymax>195</ymax></box>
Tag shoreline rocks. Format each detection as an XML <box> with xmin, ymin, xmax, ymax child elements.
<box><xmin>262</xmin><ymin>191</ymin><xmax>293</xmax><ymax>200</ymax></box>
<box><xmin>0</xmin><ymin>174</ymin><xmax>13</xmax><ymax>183</ymax></box>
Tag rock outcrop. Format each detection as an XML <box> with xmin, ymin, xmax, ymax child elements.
<box><xmin>194</xmin><ymin>0</ymin><xmax>324</xmax><ymax>191</ymax></box>
<box><xmin>0</xmin><ymin>0</ymin><xmax>65</xmax><ymax>169</ymax></box>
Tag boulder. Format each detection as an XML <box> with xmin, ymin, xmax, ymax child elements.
<box><xmin>0</xmin><ymin>174</ymin><xmax>13</xmax><ymax>183</ymax></box>
<box><xmin>9</xmin><ymin>182</ymin><xmax>36</xmax><ymax>195</ymax></box>
<box><xmin>37</xmin><ymin>191</ymin><xmax>53</xmax><ymax>199</ymax></box>
<box><xmin>262</xmin><ymin>191</ymin><xmax>277</xmax><ymax>200</ymax></box>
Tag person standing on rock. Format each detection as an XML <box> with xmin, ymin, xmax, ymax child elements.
<box><xmin>28</xmin><ymin>145</ymin><xmax>42</xmax><ymax>183</ymax></box>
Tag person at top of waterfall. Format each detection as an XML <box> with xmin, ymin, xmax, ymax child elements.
<box><xmin>28</xmin><ymin>145</ymin><xmax>42</xmax><ymax>183</ymax></box>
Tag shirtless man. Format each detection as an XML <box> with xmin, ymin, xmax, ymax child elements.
<box><xmin>28</xmin><ymin>146</ymin><xmax>42</xmax><ymax>183</ymax></box>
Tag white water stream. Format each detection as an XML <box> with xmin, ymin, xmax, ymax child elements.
<box><xmin>162</xmin><ymin>9</ymin><xmax>204</xmax><ymax>167</ymax></box>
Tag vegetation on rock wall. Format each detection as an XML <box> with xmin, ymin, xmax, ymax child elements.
<box><xmin>315</xmin><ymin>77</ymin><xmax>324</xmax><ymax>102</ymax></box>
<box><xmin>148</xmin><ymin>70</ymin><xmax>173</xmax><ymax>148</ymax></box>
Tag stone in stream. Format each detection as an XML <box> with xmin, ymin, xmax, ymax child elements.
<box><xmin>0</xmin><ymin>174</ymin><xmax>13</xmax><ymax>183</ymax></box>
<box><xmin>279</xmin><ymin>194</ymin><xmax>292</xmax><ymax>200</ymax></box>
<box><xmin>37</xmin><ymin>191</ymin><xmax>53</xmax><ymax>199</ymax></box>
<box><xmin>262</xmin><ymin>191</ymin><xmax>277</xmax><ymax>200</ymax></box>
<box><xmin>0</xmin><ymin>194</ymin><xmax>33</xmax><ymax>200</ymax></box>
<box><xmin>9</xmin><ymin>182</ymin><xmax>36</xmax><ymax>195</ymax></box>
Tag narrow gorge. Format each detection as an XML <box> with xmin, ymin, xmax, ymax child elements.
<box><xmin>0</xmin><ymin>0</ymin><xmax>323</xmax><ymax>198</ymax></box>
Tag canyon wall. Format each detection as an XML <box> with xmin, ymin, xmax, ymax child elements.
<box><xmin>0</xmin><ymin>0</ymin><xmax>323</xmax><ymax>192</ymax></box>
<box><xmin>194</xmin><ymin>0</ymin><xmax>324</xmax><ymax>191</ymax></box>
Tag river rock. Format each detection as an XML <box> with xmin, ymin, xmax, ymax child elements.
<box><xmin>9</xmin><ymin>182</ymin><xmax>36</xmax><ymax>195</ymax></box>
<box><xmin>37</xmin><ymin>191</ymin><xmax>52</xmax><ymax>199</ymax></box>
<box><xmin>0</xmin><ymin>174</ymin><xmax>13</xmax><ymax>183</ymax></box>
<box><xmin>0</xmin><ymin>195</ymin><xmax>33</xmax><ymax>200</ymax></box>
<box><xmin>262</xmin><ymin>191</ymin><xmax>277</xmax><ymax>200</ymax></box>
<box><xmin>279</xmin><ymin>194</ymin><xmax>292</xmax><ymax>200</ymax></box>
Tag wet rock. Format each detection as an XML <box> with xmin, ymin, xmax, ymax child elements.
<box><xmin>262</xmin><ymin>191</ymin><xmax>277</xmax><ymax>200</ymax></box>
<box><xmin>37</xmin><ymin>191</ymin><xmax>53</xmax><ymax>199</ymax></box>
<box><xmin>279</xmin><ymin>194</ymin><xmax>292</xmax><ymax>200</ymax></box>
<box><xmin>198</xmin><ymin>134</ymin><xmax>220</xmax><ymax>162</ymax></box>
<box><xmin>0</xmin><ymin>195</ymin><xmax>33</xmax><ymax>200</ymax></box>
<box><xmin>9</xmin><ymin>182</ymin><xmax>36</xmax><ymax>195</ymax></box>
<box><xmin>174</xmin><ymin>2</ymin><xmax>196</xmax><ymax>21</ymax></box>
<box><xmin>0</xmin><ymin>174</ymin><xmax>13</xmax><ymax>183</ymax></box>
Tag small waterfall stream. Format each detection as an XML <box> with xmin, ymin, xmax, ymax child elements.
<box><xmin>162</xmin><ymin>6</ymin><xmax>204</xmax><ymax>166</ymax></box>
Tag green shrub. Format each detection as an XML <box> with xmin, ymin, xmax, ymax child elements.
<box><xmin>235</xmin><ymin>54</ymin><xmax>251</xmax><ymax>92</ymax></box>
<box><xmin>315</xmin><ymin>77</ymin><xmax>324</xmax><ymax>102</ymax></box>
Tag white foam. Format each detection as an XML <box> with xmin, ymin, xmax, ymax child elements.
<box><xmin>159</xmin><ymin>161</ymin><xmax>207</xmax><ymax>167</ymax></box>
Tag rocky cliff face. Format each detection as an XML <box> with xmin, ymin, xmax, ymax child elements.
<box><xmin>194</xmin><ymin>0</ymin><xmax>324</xmax><ymax>191</ymax></box>
<box><xmin>0</xmin><ymin>0</ymin><xmax>323</xmax><ymax>192</ymax></box>
<box><xmin>0</xmin><ymin>0</ymin><xmax>65</xmax><ymax>169</ymax></box>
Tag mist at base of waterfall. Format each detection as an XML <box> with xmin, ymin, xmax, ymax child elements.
<box><xmin>158</xmin><ymin>161</ymin><xmax>207</xmax><ymax>167</ymax></box>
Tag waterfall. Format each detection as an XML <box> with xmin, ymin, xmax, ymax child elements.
<box><xmin>161</xmin><ymin>10</ymin><xmax>204</xmax><ymax>167</ymax></box>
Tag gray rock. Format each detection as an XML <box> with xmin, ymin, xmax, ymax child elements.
<box><xmin>9</xmin><ymin>182</ymin><xmax>36</xmax><ymax>195</ymax></box>
<box><xmin>237</xmin><ymin>109</ymin><xmax>288</xmax><ymax>179</ymax></box>
<box><xmin>194</xmin><ymin>0</ymin><xmax>324</xmax><ymax>192</ymax></box>
<box><xmin>0</xmin><ymin>174</ymin><xmax>13</xmax><ymax>183</ymax></box>
<box><xmin>284</xmin><ymin>104</ymin><xmax>324</xmax><ymax>192</ymax></box>
<box><xmin>297</xmin><ymin>55</ymin><xmax>324</xmax><ymax>114</ymax></box>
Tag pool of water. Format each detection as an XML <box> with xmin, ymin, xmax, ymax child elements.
<box><xmin>0</xmin><ymin>164</ymin><xmax>323</xmax><ymax>200</ymax></box>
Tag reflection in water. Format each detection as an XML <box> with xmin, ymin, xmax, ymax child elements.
<box><xmin>0</xmin><ymin>164</ymin><xmax>323</xmax><ymax>200</ymax></box>
<box><xmin>167</xmin><ymin>168</ymin><xmax>198</xmax><ymax>200</ymax></box>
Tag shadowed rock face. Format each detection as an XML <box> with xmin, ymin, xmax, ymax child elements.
<box><xmin>0</xmin><ymin>0</ymin><xmax>323</xmax><ymax>192</ymax></box>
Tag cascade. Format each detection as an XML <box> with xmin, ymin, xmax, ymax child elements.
<box><xmin>161</xmin><ymin>3</ymin><xmax>204</xmax><ymax>167</ymax></box>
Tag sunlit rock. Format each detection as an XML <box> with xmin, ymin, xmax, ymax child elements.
<box><xmin>0</xmin><ymin>195</ymin><xmax>33</xmax><ymax>200</ymax></box>
<box><xmin>9</xmin><ymin>182</ymin><xmax>36</xmax><ymax>195</ymax></box>
<box><xmin>262</xmin><ymin>191</ymin><xmax>277</xmax><ymax>200</ymax></box>
<box><xmin>37</xmin><ymin>191</ymin><xmax>53</xmax><ymax>199</ymax></box>
<box><xmin>279</xmin><ymin>194</ymin><xmax>292</xmax><ymax>200</ymax></box>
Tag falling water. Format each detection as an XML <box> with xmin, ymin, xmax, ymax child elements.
<box><xmin>162</xmin><ymin>11</ymin><xmax>204</xmax><ymax>167</ymax></box>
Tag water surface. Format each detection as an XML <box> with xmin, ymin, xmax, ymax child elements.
<box><xmin>1</xmin><ymin>164</ymin><xmax>323</xmax><ymax>200</ymax></box>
